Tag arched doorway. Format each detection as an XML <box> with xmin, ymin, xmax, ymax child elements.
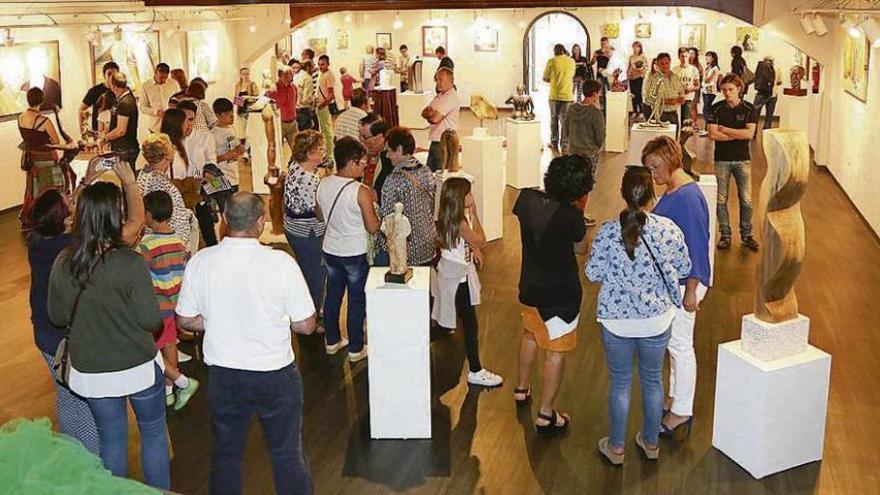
<box><xmin>522</xmin><ymin>11</ymin><xmax>590</xmax><ymax>94</ymax></box>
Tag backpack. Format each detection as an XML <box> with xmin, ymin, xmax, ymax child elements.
<box><xmin>754</xmin><ymin>61</ymin><xmax>775</xmax><ymax>95</ymax></box>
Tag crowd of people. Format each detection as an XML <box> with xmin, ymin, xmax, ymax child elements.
<box><xmin>16</xmin><ymin>31</ymin><xmax>768</xmax><ymax>493</ymax></box>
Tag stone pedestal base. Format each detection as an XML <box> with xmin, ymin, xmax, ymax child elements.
<box><xmin>712</xmin><ymin>340</ymin><xmax>830</xmax><ymax>479</ymax></box>
<box><xmin>741</xmin><ymin>313</ymin><xmax>810</xmax><ymax>361</ymax></box>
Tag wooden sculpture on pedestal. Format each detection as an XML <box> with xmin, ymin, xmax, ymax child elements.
<box><xmin>262</xmin><ymin>99</ymin><xmax>285</xmax><ymax>236</ymax></box>
<box><xmin>755</xmin><ymin>129</ymin><xmax>810</xmax><ymax>323</ymax></box>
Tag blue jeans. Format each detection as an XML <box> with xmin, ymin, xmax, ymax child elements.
<box><xmin>323</xmin><ymin>252</ymin><xmax>368</xmax><ymax>352</ymax></box>
<box><xmin>286</xmin><ymin>231</ymin><xmax>327</xmax><ymax>311</ymax></box>
<box><xmin>548</xmin><ymin>100</ymin><xmax>571</xmax><ymax>148</ymax></box>
<box><xmin>752</xmin><ymin>94</ymin><xmax>778</xmax><ymax>132</ymax></box>
<box><xmin>702</xmin><ymin>93</ymin><xmax>717</xmax><ymax>128</ymax></box>
<box><xmin>208</xmin><ymin>364</ymin><xmax>312</xmax><ymax>495</ymax></box>
<box><xmin>601</xmin><ymin>325</ymin><xmax>671</xmax><ymax>449</ymax></box>
<box><xmin>86</xmin><ymin>364</ymin><xmax>170</xmax><ymax>489</ymax></box>
<box><xmin>715</xmin><ymin>160</ymin><xmax>754</xmax><ymax>238</ymax></box>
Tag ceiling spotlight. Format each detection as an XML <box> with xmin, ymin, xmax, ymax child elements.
<box><xmin>862</xmin><ymin>18</ymin><xmax>880</xmax><ymax>46</ymax></box>
<box><xmin>716</xmin><ymin>17</ymin><xmax>726</xmax><ymax>29</ymax></box>
<box><xmin>344</xmin><ymin>13</ymin><xmax>352</xmax><ymax>23</ymax></box>
<box><xmin>283</xmin><ymin>17</ymin><xmax>291</xmax><ymax>26</ymax></box>
<box><xmin>165</xmin><ymin>23</ymin><xmax>179</xmax><ymax>38</ymax></box>
<box><xmin>812</xmin><ymin>14</ymin><xmax>828</xmax><ymax>36</ymax></box>
<box><xmin>113</xmin><ymin>25</ymin><xmax>123</xmax><ymax>41</ymax></box>
<box><xmin>800</xmin><ymin>15</ymin><xmax>815</xmax><ymax>35</ymax></box>
<box><xmin>841</xmin><ymin>18</ymin><xmax>861</xmax><ymax>38</ymax></box>
<box><xmin>393</xmin><ymin>12</ymin><xmax>402</xmax><ymax>30</ymax></box>
<box><xmin>3</xmin><ymin>29</ymin><xmax>13</xmax><ymax>48</ymax></box>
<box><xmin>249</xmin><ymin>24</ymin><xmax>256</xmax><ymax>32</ymax></box>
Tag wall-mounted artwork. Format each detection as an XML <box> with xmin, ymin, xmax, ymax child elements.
<box><xmin>422</xmin><ymin>26</ymin><xmax>448</xmax><ymax>56</ymax></box>
<box><xmin>679</xmin><ymin>24</ymin><xmax>706</xmax><ymax>52</ymax></box>
<box><xmin>376</xmin><ymin>33</ymin><xmax>392</xmax><ymax>51</ymax></box>
<box><xmin>308</xmin><ymin>37</ymin><xmax>327</xmax><ymax>56</ymax></box>
<box><xmin>635</xmin><ymin>23</ymin><xmax>652</xmax><ymax>39</ymax></box>
<box><xmin>737</xmin><ymin>26</ymin><xmax>759</xmax><ymax>52</ymax></box>
<box><xmin>601</xmin><ymin>23</ymin><xmax>620</xmax><ymax>40</ymax></box>
<box><xmin>0</xmin><ymin>41</ymin><xmax>62</xmax><ymax>118</ymax></box>
<box><xmin>275</xmin><ymin>35</ymin><xmax>292</xmax><ymax>62</ymax></box>
<box><xmin>843</xmin><ymin>35</ymin><xmax>869</xmax><ymax>102</ymax></box>
<box><xmin>187</xmin><ymin>31</ymin><xmax>220</xmax><ymax>83</ymax></box>
<box><xmin>91</xmin><ymin>30</ymin><xmax>160</xmax><ymax>93</ymax></box>
<box><xmin>336</xmin><ymin>30</ymin><xmax>349</xmax><ymax>50</ymax></box>
<box><xmin>474</xmin><ymin>28</ymin><xmax>499</xmax><ymax>52</ymax></box>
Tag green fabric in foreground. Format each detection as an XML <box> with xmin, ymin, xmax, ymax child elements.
<box><xmin>0</xmin><ymin>417</ymin><xmax>159</xmax><ymax>495</ymax></box>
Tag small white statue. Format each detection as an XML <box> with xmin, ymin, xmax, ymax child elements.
<box><xmin>381</xmin><ymin>202</ymin><xmax>413</xmax><ymax>282</ymax></box>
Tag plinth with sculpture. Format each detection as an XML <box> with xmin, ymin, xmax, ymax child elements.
<box><xmin>505</xmin><ymin>84</ymin><xmax>535</xmax><ymax>121</ymax></box>
<box><xmin>382</xmin><ymin>202</ymin><xmax>413</xmax><ymax>284</ymax></box>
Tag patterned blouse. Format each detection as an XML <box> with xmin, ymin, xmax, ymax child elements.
<box><xmin>643</xmin><ymin>71</ymin><xmax>685</xmax><ymax>114</ymax></box>
<box><xmin>283</xmin><ymin>163</ymin><xmax>326</xmax><ymax>238</ymax></box>
<box><xmin>586</xmin><ymin>214</ymin><xmax>691</xmax><ymax>320</ymax></box>
<box><xmin>380</xmin><ymin>157</ymin><xmax>437</xmax><ymax>265</ymax></box>
<box><xmin>137</xmin><ymin>167</ymin><xmax>192</xmax><ymax>248</ymax></box>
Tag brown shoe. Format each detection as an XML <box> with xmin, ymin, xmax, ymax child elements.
<box><xmin>717</xmin><ymin>237</ymin><xmax>731</xmax><ymax>250</ymax></box>
<box><xmin>598</xmin><ymin>437</ymin><xmax>624</xmax><ymax>465</ymax></box>
<box><xmin>635</xmin><ymin>431</ymin><xmax>659</xmax><ymax>460</ymax></box>
<box><xmin>742</xmin><ymin>236</ymin><xmax>760</xmax><ymax>251</ymax></box>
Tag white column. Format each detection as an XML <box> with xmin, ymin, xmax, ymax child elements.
<box><xmin>462</xmin><ymin>134</ymin><xmax>505</xmax><ymax>241</ymax></box>
<box><xmin>605</xmin><ymin>92</ymin><xmax>630</xmax><ymax>153</ymax></box>
<box><xmin>697</xmin><ymin>175</ymin><xmax>718</xmax><ymax>286</ymax></box>
<box><xmin>779</xmin><ymin>94</ymin><xmax>810</xmax><ymax>132</ymax></box>
<box><xmin>398</xmin><ymin>92</ymin><xmax>434</xmax><ymax>130</ymax></box>
<box><xmin>505</xmin><ymin>118</ymin><xmax>542</xmax><ymax>189</ymax></box>
<box><xmin>366</xmin><ymin>266</ymin><xmax>431</xmax><ymax>439</ymax></box>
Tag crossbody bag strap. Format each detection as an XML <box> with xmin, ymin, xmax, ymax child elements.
<box><xmin>324</xmin><ymin>179</ymin><xmax>357</xmax><ymax>235</ymax></box>
<box><xmin>639</xmin><ymin>232</ymin><xmax>679</xmax><ymax>305</ymax></box>
<box><xmin>400</xmin><ymin>168</ymin><xmax>432</xmax><ymax>200</ymax></box>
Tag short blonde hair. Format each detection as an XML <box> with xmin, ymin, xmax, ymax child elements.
<box><xmin>291</xmin><ymin>130</ymin><xmax>325</xmax><ymax>163</ymax></box>
<box><xmin>641</xmin><ymin>135</ymin><xmax>683</xmax><ymax>171</ymax></box>
<box><xmin>141</xmin><ymin>133</ymin><xmax>174</xmax><ymax>166</ymax></box>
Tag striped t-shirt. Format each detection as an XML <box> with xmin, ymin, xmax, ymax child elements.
<box><xmin>138</xmin><ymin>232</ymin><xmax>188</xmax><ymax>319</ymax></box>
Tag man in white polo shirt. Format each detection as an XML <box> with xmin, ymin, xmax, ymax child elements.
<box><xmin>176</xmin><ymin>192</ymin><xmax>316</xmax><ymax>495</ymax></box>
<box><xmin>421</xmin><ymin>67</ymin><xmax>459</xmax><ymax>171</ymax></box>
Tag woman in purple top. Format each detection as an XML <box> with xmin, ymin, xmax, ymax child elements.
<box><xmin>642</xmin><ymin>136</ymin><xmax>711</xmax><ymax>439</ymax></box>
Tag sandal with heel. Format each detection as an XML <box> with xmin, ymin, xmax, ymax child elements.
<box><xmin>513</xmin><ymin>387</ymin><xmax>531</xmax><ymax>405</ymax></box>
<box><xmin>535</xmin><ymin>410</ymin><xmax>570</xmax><ymax>437</ymax></box>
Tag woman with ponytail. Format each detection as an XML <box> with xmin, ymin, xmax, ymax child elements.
<box><xmin>643</xmin><ymin>136</ymin><xmax>710</xmax><ymax>439</ymax></box>
<box><xmin>586</xmin><ymin>166</ymin><xmax>690</xmax><ymax>465</ymax></box>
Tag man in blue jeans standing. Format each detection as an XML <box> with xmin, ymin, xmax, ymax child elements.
<box><xmin>707</xmin><ymin>73</ymin><xmax>760</xmax><ymax>251</ymax></box>
<box><xmin>176</xmin><ymin>192</ymin><xmax>317</xmax><ymax>495</ymax></box>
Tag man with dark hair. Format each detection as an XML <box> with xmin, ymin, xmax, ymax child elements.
<box><xmin>543</xmin><ymin>43</ymin><xmax>576</xmax><ymax>152</ymax></box>
<box><xmin>421</xmin><ymin>68</ymin><xmax>459</xmax><ymax>171</ymax></box>
<box><xmin>398</xmin><ymin>44</ymin><xmax>410</xmax><ymax>93</ymax></box>
<box><xmin>105</xmin><ymin>72</ymin><xmax>140</xmax><ymax>169</ymax></box>
<box><xmin>333</xmin><ymin>88</ymin><xmax>368</xmax><ymax>141</ymax></box>
<box><xmin>176</xmin><ymin>190</ymin><xmax>316</xmax><ymax>495</ymax></box>
<box><xmin>435</xmin><ymin>46</ymin><xmax>454</xmax><ymax>70</ymax></box>
<box><xmin>673</xmin><ymin>47</ymin><xmax>700</xmax><ymax>128</ymax></box>
<box><xmin>80</xmin><ymin>61</ymin><xmax>119</xmax><ymax>132</ymax></box>
<box><xmin>564</xmin><ymin>79</ymin><xmax>604</xmax><ymax>226</ymax></box>
<box><xmin>643</xmin><ymin>52</ymin><xmax>685</xmax><ymax>125</ymax></box>
<box><xmin>141</xmin><ymin>62</ymin><xmax>176</xmax><ymax>133</ymax></box>
<box><xmin>707</xmin><ymin>73</ymin><xmax>759</xmax><ymax>252</ymax></box>
<box><xmin>316</xmin><ymin>55</ymin><xmax>336</xmax><ymax>162</ymax></box>
<box><xmin>212</xmin><ymin>97</ymin><xmax>245</xmax><ymax>190</ymax></box>
<box><xmin>267</xmin><ymin>65</ymin><xmax>299</xmax><ymax>155</ymax></box>
<box><xmin>361</xmin><ymin>119</ymin><xmax>393</xmax><ymax>197</ymax></box>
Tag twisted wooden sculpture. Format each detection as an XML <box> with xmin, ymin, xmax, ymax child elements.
<box><xmin>755</xmin><ymin>129</ymin><xmax>810</xmax><ymax>323</ymax></box>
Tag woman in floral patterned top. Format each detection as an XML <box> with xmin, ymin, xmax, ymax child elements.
<box><xmin>586</xmin><ymin>166</ymin><xmax>690</xmax><ymax>465</ymax></box>
<box><xmin>138</xmin><ymin>133</ymin><xmax>194</xmax><ymax>251</ymax></box>
<box><xmin>284</xmin><ymin>130</ymin><xmax>327</xmax><ymax>312</ymax></box>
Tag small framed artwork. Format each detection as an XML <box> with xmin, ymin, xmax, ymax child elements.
<box><xmin>737</xmin><ymin>26</ymin><xmax>759</xmax><ymax>52</ymax></box>
<box><xmin>274</xmin><ymin>35</ymin><xmax>292</xmax><ymax>61</ymax></box>
<box><xmin>474</xmin><ymin>28</ymin><xmax>498</xmax><ymax>52</ymax></box>
<box><xmin>601</xmin><ymin>23</ymin><xmax>620</xmax><ymax>39</ymax></box>
<box><xmin>843</xmin><ymin>34</ymin><xmax>869</xmax><ymax>102</ymax></box>
<box><xmin>376</xmin><ymin>33</ymin><xmax>392</xmax><ymax>51</ymax></box>
<box><xmin>308</xmin><ymin>37</ymin><xmax>327</xmax><ymax>56</ymax></box>
<box><xmin>679</xmin><ymin>24</ymin><xmax>706</xmax><ymax>52</ymax></box>
<box><xmin>635</xmin><ymin>23</ymin><xmax>652</xmax><ymax>39</ymax></box>
<box><xmin>422</xmin><ymin>25</ymin><xmax>448</xmax><ymax>57</ymax></box>
<box><xmin>187</xmin><ymin>30</ymin><xmax>220</xmax><ymax>83</ymax></box>
<box><xmin>336</xmin><ymin>30</ymin><xmax>349</xmax><ymax>50</ymax></box>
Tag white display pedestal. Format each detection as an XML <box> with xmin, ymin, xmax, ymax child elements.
<box><xmin>697</xmin><ymin>175</ymin><xmax>718</xmax><ymax>285</ymax></box>
<box><xmin>398</xmin><ymin>92</ymin><xmax>434</xmax><ymax>130</ymax></box>
<box><xmin>366</xmin><ymin>267</ymin><xmax>431</xmax><ymax>439</ymax></box>
<box><xmin>505</xmin><ymin>118</ymin><xmax>542</xmax><ymax>189</ymax></box>
<box><xmin>247</xmin><ymin>112</ymin><xmax>285</xmax><ymax>195</ymax></box>
<box><xmin>712</xmin><ymin>340</ymin><xmax>830</xmax><ymax>479</ymax></box>
<box><xmin>605</xmin><ymin>92</ymin><xmax>630</xmax><ymax>153</ymax></box>
<box><xmin>779</xmin><ymin>94</ymin><xmax>810</xmax><ymax>132</ymax></box>
<box><xmin>626</xmin><ymin>123</ymin><xmax>677</xmax><ymax>165</ymax></box>
<box><xmin>462</xmin><ymin>134</ymin><xmax>505</xmax><ymax>241</ymax></box>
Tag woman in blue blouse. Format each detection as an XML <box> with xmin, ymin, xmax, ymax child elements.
<box><xmin>586</xmin><ymin>166</ymin><xmax>690</xmax><ymax>464</ymax></box>
<box><xmin>643</xmin><ymin>136</ymin><xmax>711</xmax><ymax>439</ymax></box>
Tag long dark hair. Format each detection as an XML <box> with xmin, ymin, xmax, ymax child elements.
<box><xmin>68</xmin><ymin>182</ymin><xmax>125</xmax><ymax>286</ymax></box>
<box><xmin>160</xmin><ymin>108</ymin><xmax>189</xmax><ymax>167</ymax></box>
<box><xmin>619</xmin><ymin>166</ymin><xmax>655</xmax><ymax>261</ymax></box>
<box><xmin>705</xmin><ymin>51</ymin><xmax>719</xmax><ymax>69</ymax></box>
<box><xmin>572</xmin><ymin>43</ymin><xmax>583</xmax><ymax>59</ymax></box>
<box><xmin>436</xmin><ymin>177</ymin><xmax>471</xmax><ymax>250</ymax></box>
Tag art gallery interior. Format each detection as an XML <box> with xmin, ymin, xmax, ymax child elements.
<box><xmin>0</xmin><ymin>0</ymin><xmax>879</xmax><ymax>493</ymax></box>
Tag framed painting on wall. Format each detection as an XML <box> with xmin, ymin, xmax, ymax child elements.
<box><xmin>679</xmin><ymin>24</ymin><xmax>706</xmax><ymax>52</ymax></box>
<box><xmin>635</xmin><ymin>23</ymin><xmax>652</xmax><ymax>39</ymax></box>
<box><xmin>601</xmin><ymin>23</ymin><xmax>620</xmax><ymax>40</ymax></box>
<box><xmin>336</xmin><ymin>30</ymin><xmax>349</xmax><ymax>50</ymax></box>
<box><xmin>275</xmin><ymin>35</ymin><xmax>292</xmax><ymax>62</ymax></box>
<box><xmin>843</xmin><ymin>35</ymin><xmax>869</xmax><ymax>102</ymax></box>
<box><xmin>308</xmin><ymin>37</ymin><xmax>327</xmax><ymax>56</ymax></box>
<box><xmin>376</xmin><ymin>33</ymin><xmax>392</xmax><ymax>51</ymax></box>
<box><xmin>91</xmin><ymin>30</ymin><xmax>160</xmax><ymax>93</ymax></box>
<box><xmin>0</xmin><ymin>41</ymin><xmax>62</xmax><ymax>119</ymax></box>
<box><xmin>422</xmin><ymin>25</ymin><xmax>448</xmax><ymax>56</ymax></box>
<box><xmin>737</xmin><ymin>26</ymin><xmax>759</xmax><ymax>52</ymax></box>
<box><xmin>474</xmin><ymin>28</ymin><xmax>499</xmax><ymax>52</ymax></box>
<box><xmin>187</xmin><ymin>30</ymin><xmax>220</xmax><ymax>83</ymax></box>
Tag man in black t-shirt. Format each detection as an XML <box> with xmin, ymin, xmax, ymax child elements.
<box><xmin>105</xmin><ymin>72</ymin><xmax>140</xmax><ymax>170</ymax></box>
<box><xmin>435</xmin><ymin>46</ymin><xmax>454</xmax><ymax>71</ymax></box>
<box><xmin>79</xmin><ymin>61</ymin><xmax>119</xmax><ymax>133</ymax></box>
<box><xmin>707</xmin><ymin>73</ymin><xmax>759</xmax><ymax>252</ymax></box>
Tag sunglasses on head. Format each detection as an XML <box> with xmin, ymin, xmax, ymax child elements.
<box><xmin>626</xmin><ymin>165</ymin><xmax>652</xmax><ymax>172</ymax></box>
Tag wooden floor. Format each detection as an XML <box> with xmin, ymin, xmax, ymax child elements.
<box><xmin>2</xmin><ymin>112</ymin><xmax>880</xmax><ymax>494</ymax></box>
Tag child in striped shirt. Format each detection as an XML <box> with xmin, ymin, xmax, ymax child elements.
<box><xmin>139</xmin><ymin>190</ymin><xmax>200</xmax><ymax>410</ymax></box>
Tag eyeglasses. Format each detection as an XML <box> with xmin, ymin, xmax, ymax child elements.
<box><xmin>626</xmin><ymin>165</ymin><xmax>653</xmax><ymax>173</ymax></box>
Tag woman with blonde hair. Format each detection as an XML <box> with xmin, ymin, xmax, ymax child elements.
<box><xmin>439</xmin><ymin>129</ymin><xmax>461</xmax><ymax>173</ymax></box>
<box><xmin>433</xmin><ymin>177</ymin><xmax>502</xmax><ymax>387</ymax></box>
<box><xmin>284</xmin><ymin>130</ymin><xmax>328</xmax><ymax>315</ymax></box>
<box><xmin>641</xmin><ymin>136</ymin><xmax>710</xmax><ymax>440</ymax></box>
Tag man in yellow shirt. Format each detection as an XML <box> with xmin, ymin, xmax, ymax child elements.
<box><xmin>543</xmin><ymin>44</ymin><xmax>576</xmax><ymax>151</ymax></box>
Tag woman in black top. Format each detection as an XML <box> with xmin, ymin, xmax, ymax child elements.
<box><xmin>571</xmin><ymin>43</ymin><xmax>592</xmax><ymax>102</ymax></box>
<box><xmin>513</xmin><ymin>155</ymin><xmax>594</xmax><ymax>436</ymax></box>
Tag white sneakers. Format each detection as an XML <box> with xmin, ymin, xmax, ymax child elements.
<box><xmin>348</xmin><ymin>346</ymin><xmax>368</xmax><ymax>363</ymax></box>
<box><xmin>325</xmin><ymin>337</ymin><xmax>349</xmax><ymax>355</ymax></box>
<box><xmin>467</xmin><ymin>368</ymin><xmax>503</xmax><ymax>388</ymax></box>
<box><xmin>177</xmin><ymin>350</ymin><xmax>192</xmax><ymax>363</ymax></box>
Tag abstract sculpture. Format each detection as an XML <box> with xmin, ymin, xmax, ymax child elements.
<box><xmin>409</xmin><ymin>56</ymin><xmax>424</xmax><ymax>94</ymax></box>
<box><xmin>382</xmin><ymin>202</ymin><xmax>413</xmax><ymax>283</ymax></box>
<box><xmin>260</xmin><ymin>68</ymin><xmax>285</xmax><ymax>236</ymax></box>
<box><xmin>505</xmin><ymin>84</ymin><xmax>535</xmax><ymax>121</ymax></box>
<box><xmin>755</xmin><ymin>129</ymin><xmax>810</xmax><ymax>323</ymax></box>
<box><xmin>469</xmin><ymin>93</ymin><xmax>499</xmax><ymax>128</ymax></box>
